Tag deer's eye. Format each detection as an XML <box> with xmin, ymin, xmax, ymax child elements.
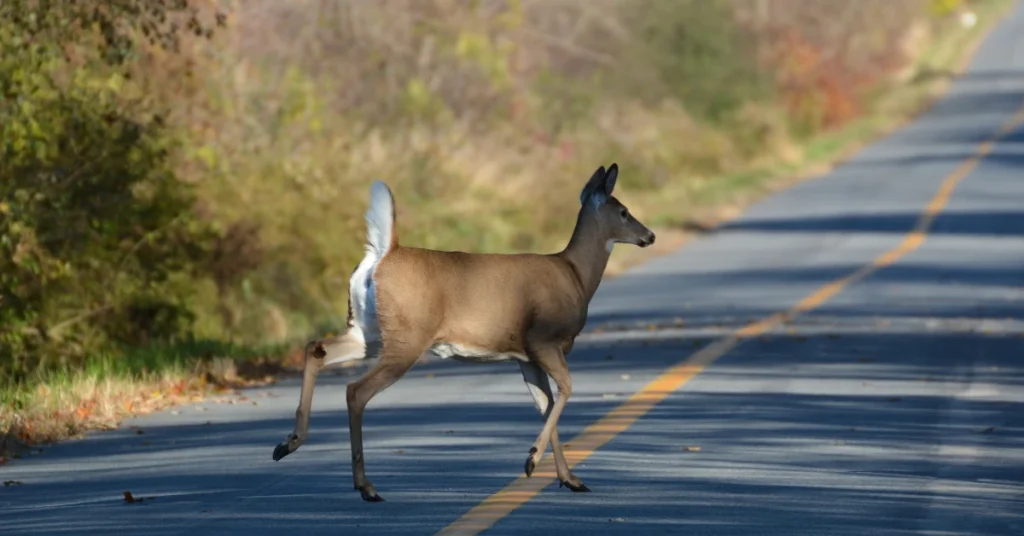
<box><xmin>620</xmin><ymin>208</ymin><xmax>629</xmax><ymax>220</ymax></box>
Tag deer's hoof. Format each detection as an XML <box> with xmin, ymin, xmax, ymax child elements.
<box><xmin>524</xmin><ymin>455</ymin><xmax>540</xmax><ymax>479</ymax></box>
<box><xmin>357</xmin><ymin>484</ymin><xmax>385</xmax><ymax>502</ymax></box>
<box><xmin>272</xmin><ymin>442</ymin><xmax>293</xmax><ymax>461</ymax></box>
<box><xmin>559</xmin><ymin>478</ymin><xmax>591</xmax><ymax>493</ymax></box>
<box><xmin>272</xmin><ymin>434</ymin><xmax>300</xmax><ymax>461</ymax></box>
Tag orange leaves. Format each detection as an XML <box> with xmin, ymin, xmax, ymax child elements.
<box><xmin>72</xmin><ymin>399</ymin><xmax>97</xmax><ymax>421</ymax></box>
<box><xmin>167</xmin><ymin>379</ymin><xmax>188</xmax><ymax>397</ymax></box>
<box><xmin>770</xmin><ymin>31</ymin><xmax>860</xmax><ymax>130</ymax></box>
<box><xmin>765</xmin><ymin>24</ymin><xmax>907</xmax><ymax>131</ymax></box>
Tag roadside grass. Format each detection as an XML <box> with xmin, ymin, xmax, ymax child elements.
<box><xmin>0</xmin><ymin>0</ymin><xmax>1015</xmax><ymax>459</ymax></box>
<box><xmin>1</xmin><ymin>341</ymin><xmax>290</xmax><ymax>458</ymax></box>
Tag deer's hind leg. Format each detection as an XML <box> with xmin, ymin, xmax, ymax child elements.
<box><xmin>346</xmin><ymin>337</ymin><xmax>425</xmax><ymax>502</ymax></box>
<box><xmin>521</xmin><ymin>346</ymin><xmax>573</xmax><ymax>482</ymax></box>
<box><xmin>273</xmin><ymin>330</ymin><xmax>366</xmax><ymax>461</ymax></box>
<box><xmin>519</xmin><ymin>361</ymin><xmax>590</xmax><ymax>492</ymax></box>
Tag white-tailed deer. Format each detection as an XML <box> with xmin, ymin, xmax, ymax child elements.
<box><xmin>272</xmin><ymin>163</ymin><xmax>655</xmax><ymax>502</ymax></box>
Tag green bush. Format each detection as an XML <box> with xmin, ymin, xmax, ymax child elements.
<box><xmin>614</xmin><ymin>0</ymin><xmax>775</xmax><ymax>122</ymax></box>
<box><xmin>0</xmin><ymin>1</ymin><xmax>224</xmax><ymax>383</ymax></box>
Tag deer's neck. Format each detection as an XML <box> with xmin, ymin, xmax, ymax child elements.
<box><xmin>560</xmin><ymin>207</ymin><xmax>611</xmax><ymax>303</ymax></box>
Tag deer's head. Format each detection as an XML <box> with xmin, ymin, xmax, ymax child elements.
<box><xmin>579</xmin><ymin>163</ymin><xmax>656</xmax><ymax>249</ymax></box>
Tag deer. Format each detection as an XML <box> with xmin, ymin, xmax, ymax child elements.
<box><xmin>271</xmin><ymin>163</ymin><xmax>655</xmax><ymax>502</ymax></box>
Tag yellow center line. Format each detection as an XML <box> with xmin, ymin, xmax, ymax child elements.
<box><xmin>435</xmin><ymin>104</ymin><xmax>1024</xmax><ymax>536</ymax></box>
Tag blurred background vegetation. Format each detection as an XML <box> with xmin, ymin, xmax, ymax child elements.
<box><xmin>0</xmin><ymin>0</ymin><xmax>1002</xmax><ymax>394</ymax></box>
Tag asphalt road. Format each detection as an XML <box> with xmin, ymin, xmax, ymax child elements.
<box><xmin>5</xmin><ymin>6</ymin><xmax>1024</xmax><ymax>535</ymax></box>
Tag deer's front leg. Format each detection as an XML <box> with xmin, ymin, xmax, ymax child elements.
<box><xmin>519</xmin><ymin>361</ymin><xmax>589</xmax><ymax>492</ymax></box>
<box><xmin>523</xmin><ymin>347</ymin><xmax>572</xmax><ymax>480</ymax></box>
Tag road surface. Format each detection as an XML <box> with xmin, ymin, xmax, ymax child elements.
<box><xmin>4</xmin><ymin>5</ymin><xmax>1024</xmax><ymax>535</ymax></box>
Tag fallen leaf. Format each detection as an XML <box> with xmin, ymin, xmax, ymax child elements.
<box><xmin>609</xmin><ymin>517</ymin><xmax>627</xmax><ymax>523</ymax></box>
<box><xmin>169</xmin><ymin>380</ymin><xmax>186</xmax><ymax>396</ymax></box>
<box><xmin>620</xmin><ymin>374</ymin><xmax>631</xmax><ymax>380</ymax></box>
<box><xmin>683</xmin><ymin>445</ymin><xmax>701</xmax><ymax>452</ymax></box>
<box><xmin>135</xmin><ymin>429</ymin><xmax>145</xmax><ymax>435</ymax></box>
<box><xmin>123</xmin><ymin>491</ymin><xmax>155</xmax><ymax>503</ymax></box>
<box><xmin>4</xmin><ymin>480</ymin><xmax>23</xmax><ymax>486</ymax></box>
<box><xmin>425</xmin><ymin>373</ymin><xmax>436</xmax><ymax>379</ymax></box>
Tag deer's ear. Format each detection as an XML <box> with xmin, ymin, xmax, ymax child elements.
<box><xmin>603</xmin><ymin>163</ymin><xmax>618</xmax><ymax>196</ymax></box>
<box><xmin>580</xmin><ymin>165</ymin><xmax>608</xmax><ymax>206</ymax></box>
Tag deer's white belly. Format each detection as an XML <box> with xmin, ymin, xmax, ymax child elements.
<box><xmin>429</xmin><ymin>342</ymin><xmax>528</xmax><ymax>363</ymax></box>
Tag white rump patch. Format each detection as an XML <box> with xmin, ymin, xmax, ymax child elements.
<box><xmin>429</xmin><ymin>342</ymin><xmax>528</xmax><ymax>364</ymax></box>
<box><xmin>349</xmin><ymin>250</ymin><xmax>381</xmax><ymax>344</ymax></box>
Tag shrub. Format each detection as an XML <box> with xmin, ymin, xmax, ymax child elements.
<box><xmin>0</xmin><ymin>1</ymin><xmax>225</xmax><ymax>383</ymax></box>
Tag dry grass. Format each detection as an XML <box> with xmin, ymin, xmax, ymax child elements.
<box><xmin>0</xmin><ymin>344</ymin><xmax>288</xmax><ymax>456</ymax></box>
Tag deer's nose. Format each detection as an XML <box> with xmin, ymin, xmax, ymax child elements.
<box><xmin>639</xmin><ymin>231</ymin><xmax>656</xmax><ymax>247</ymax></box>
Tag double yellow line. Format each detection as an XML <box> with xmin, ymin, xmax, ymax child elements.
<box><xmin>436</xmin><ymin>105</ymin><xmax>1024</xmax><ymax>536</ymax></box>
